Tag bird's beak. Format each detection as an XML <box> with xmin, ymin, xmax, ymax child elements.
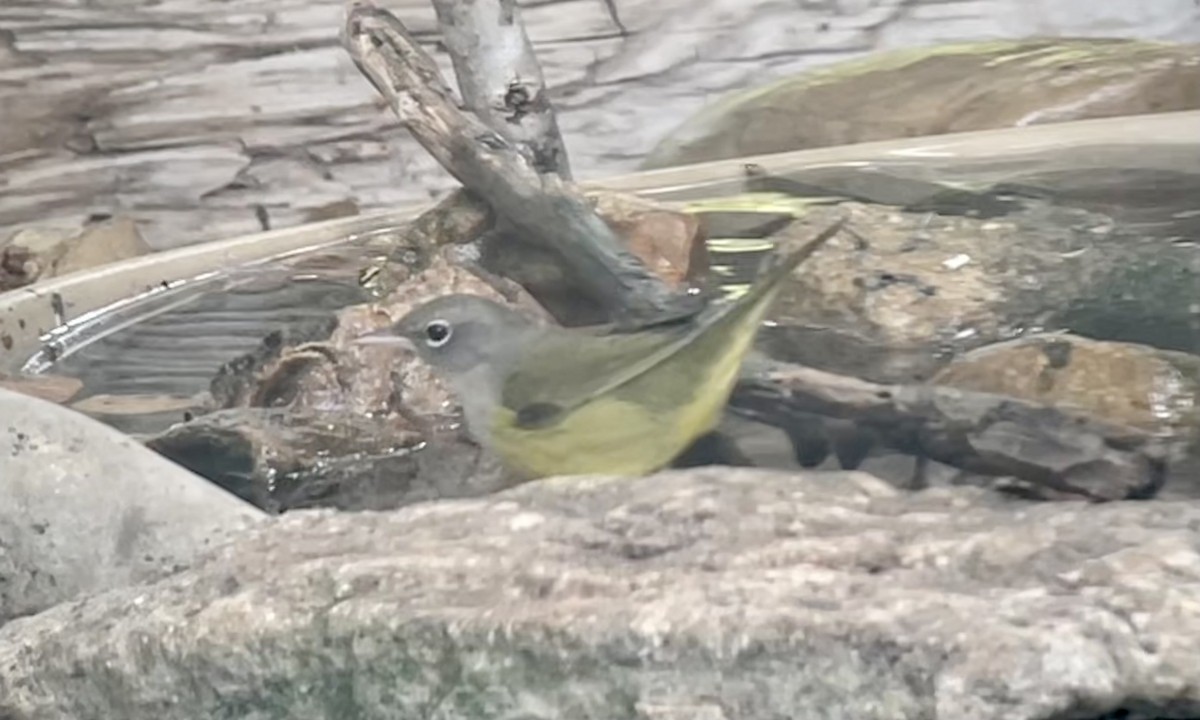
<box><xmin>353</xmin><ymin>327</ymin><xmax>416</xmax><ymax>351</ymax></box>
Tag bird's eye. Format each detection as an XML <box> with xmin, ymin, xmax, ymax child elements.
<box><xmin>424</xmin><ymin>319</ymin><xmax>452</xmax><ymax>347</ymax></box>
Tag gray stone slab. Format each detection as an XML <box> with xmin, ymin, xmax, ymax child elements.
<box><xmin>0</xmin><ymin>387</ymin><xmax>266</xmax><ymax>624</ymax></box>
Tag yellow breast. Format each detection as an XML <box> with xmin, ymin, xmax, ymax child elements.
<box><xmin>487</xmin><ymin>320</ymin><xmax>755</xmax><ymax>479</ymax></box>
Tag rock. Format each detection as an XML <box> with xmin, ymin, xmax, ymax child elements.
<box><xmin>3</xmin><ymin>468</ymin><xmax>1200</xmax><ymax>719</ymax></box>
<box><xmin>0</xmin><ymin>240</ymin><xmax>47</xmax><ymax>291</ymax></box>
<box><xmin>146</xmin><ymin>408</ymin><xmax>512</xmax><ymax>514</ymax></box>
<box><xmin>929</xmin><ymin>333</ymin><xmax>1200</xmax><ymax>498</ymax></box>
<box><xmin>931</xmin><ymin>333</ymin><xmax>1200</xmax><ymax>440</ymax></box>
<box><xmin>51</xmin><ymin>216</ymin><xmax>154</xmax><ymax>277</ymax></box>
<box><xmin>356</xmin><ymin>190</ymin><xmax>495</xmax><ymax>301</ymax></box>
<box><xmin>591</xmin><ymin>190</ymin><xmax>710</xmax><ymax>290</ymax></box>
<box><xmin>213</xmin><ymin>251</ymin><xmax>548</xmax><ymax>420</ymax></box>
<box><xmin>302</xmin><ymin>198</ymin><xmax>361</xmax><ymax>223</ymax></box>
<box><xmin>730</xmin><ymin>199</ymin><xmax>1199</xmax><ymax>385</ymax></box>
<box><xmin>642</xmin><ymin>38</ymin><xmax>1200</xmax><ymax>169</ymax></box>
<box><xmin>0</xmin><ymin>372</ymin><xmax>83</xmax><ymax>404</ymax></box>
<box><xmin>0</xmin><ymin>217</ymin><xmax>153</xmax><ymax>290</ymax></box>
<box><xmin>171</xmin><ymin>251</ymin><xmax>543</xmax><ymax>512</ymax></box>
<box><xmin>70</xmin><ymin>392</ymin><xmax>204</xmax><ymax>417</ymax></box>
<box><xmin>0</xmin><ymin>387</ymin><xmax>265</xmax><ymax>625</ymax></box>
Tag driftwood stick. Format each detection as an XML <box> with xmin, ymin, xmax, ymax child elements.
<box><xmin>430</xmin><ymin>0</ymin><xmax>572</xmax><ymax>177</ymax></box>
<box><xmin>730</xmin><ymin>364</ymin><xmax>1170</xmax><ymax>501</ymax></box>
<box><xmin>343</xmin><ymin>3</ymin><xmax>692</xmax><ymax>325</ymax></box>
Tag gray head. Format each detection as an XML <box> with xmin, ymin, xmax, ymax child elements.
<box><xmin>356</xmin><ymin>293</ymin><xmax>542</xmax><ymax>380</ymax></box>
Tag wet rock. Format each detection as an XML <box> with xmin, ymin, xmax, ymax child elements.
<box><xmin>931</xmin><ymin>333</ymin><xmax>1200</xmax><ymax>438</ymax></box>
<box><xmin>52</xmin><ymin>216</ymin><xmax>154</xmax><ymax>276</ymax></box>
<box><xmin>173</xmin><ymin>252</ymin><xmax>542</xmax><ymax>512</ymax></box>
<box><xmin>741</xmin><ymin>200</ymin><xmax>1198</xmax><ymax>385</ymax></box>
<box><xmin>643</xmin><ymin>38</ymin><xmax>1200</xmax><ymax>169</ymax></box>
<box><xmin>357</xmin><ymin>190</ymin><xmax>494</xmax><ymax>300</ymax></box>
<box><xmin>0</xmin><ymin>242</ymin><xmax>42</xmax><ymax>291</ymax></box>
<box><xmin>0</xmin><ymin>216</ymin><xmax>152</xmax><ymax>290</ymax></box>
<box><xmin>0</xmin><ymin>387</ymin><xmax>264</xmax><ymax>625</ymax></box>
<box><xmin>3</xmin><ymin>468</ymin><xmax>1200</xmax><ymax>720</ymax></box>
<box><xmin>146</xmin><ymin>408</ymin><xmax>512</xmax><ymax>514</ymax></box>
<box><xmin>930</xmin><ymin>333</ymin><xmax>1200</xmax><ymax>497</ymax></box>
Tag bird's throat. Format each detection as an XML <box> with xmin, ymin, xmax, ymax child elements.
<box><xmin>445</xmin><ymin>366</ymin><xmax>506</xmax><ymax>448</ymax></box>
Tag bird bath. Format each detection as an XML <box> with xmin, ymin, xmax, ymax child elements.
<box><xmin>2</xmin><ymin>111</ymin><xmax>1198</xmax><ymax>446</ymax></box>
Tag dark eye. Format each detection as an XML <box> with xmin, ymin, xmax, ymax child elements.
<box><xmin>424</xmin><ymin>319</ymin><xmax>452</xmax><ymax>347</ymax></box>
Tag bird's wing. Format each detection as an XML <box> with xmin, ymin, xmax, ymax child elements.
<box><xmin>499</xmin><ymin>320</ymin><xmax>700</xmax><ymax>429</ymax></box>
<box><xmin>500</xmin><ymin>218</ymin><xmax>845</xmax><ymax>429</ymax></box>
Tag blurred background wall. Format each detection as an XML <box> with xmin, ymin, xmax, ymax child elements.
<box><xmin>2</xmin><ymin>0</ymin><xmax>1197</xmax><ymax>249</ymax></box>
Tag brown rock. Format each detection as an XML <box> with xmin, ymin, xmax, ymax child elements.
<box><xmin>592</xmin><ymin>191</ymin><xmax>710</xmax><ymax>289</ymax></box>
<box><xmin>0</xmin><ymin>372</ymin><xmax>84</xmax><ymax>404</ymax></box>
<box><xmin>146</xmin><ymin>408</ymin><xmax>511</xmax><ymax>514</ymax></box>
<box><xmin>928</xmin><ymin>333</ymin><xmax>1200</xmax><ymax>497</ymax></box>
<box><xmin>0</xmin><ymin>217</ymin><xmax>152</xmax><ymax>290</ymax></box>
<box><xmin>931</xmin><ymin>333</ymin><xmax>1200</xmax><ymax>439</ymax></box>
<box><xmin>51</xmin><ymin>216</ymin><xmax>153</xmax><ymax>277</ymax></box>
<box><xmin>0</xmin><ymin>244</ymin><xmax>35</xmax><ymax>291</ymax></box>
<box><xmin>188</xmin><ymin>250</ymin><xmax>544</xmax><ymax>511</ymax></box>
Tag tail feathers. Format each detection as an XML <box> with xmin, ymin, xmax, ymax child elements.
<box><xmin>737</xmin><ymin>216</ymin><xmax>846</xmax><ymax>310</ymax></box>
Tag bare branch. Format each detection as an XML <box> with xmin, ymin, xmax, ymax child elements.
<box><xmin>430</xmin><ymin>0</ymin><xmax>572</xmax><ymax>177</ymax></box>
<box><xmin>342</xmin><ymin>3</ymin><xmax>692</xmax><ymax>324</ymax></box>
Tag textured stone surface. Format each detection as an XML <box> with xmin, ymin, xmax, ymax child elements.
<box><xmin>741</xmin><ymin>199</ymin><xmax>1200</xmax><ymax>384</ymax></box>
<box><xmin>931</xmin><ymin>333</ymin><xmax>1200</xmax><ymax>440</ymax></box>
<box><xmin>0</xmin><ymin>388</ymin><xmax>265</xmax><ymax>624</ymax></box>
<box><xmin>0</xmin><ymin>217</ymin><xmax>153</xmax><ymax>290</ymax></box>
<box><xmin>3</xmin><ymin>468</ymin><xmax>1200</xmax><ymax>719</ymax></box>
<box><xmin>145</xmin><ymin>407</ymin><xmax>512</xmax><ymax>514</ymax></box>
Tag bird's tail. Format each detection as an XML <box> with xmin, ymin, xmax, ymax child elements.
<box><xmin>735</xmin><ymin>216</ymin><xmax>846</xmax><ymax>311</ymax></box>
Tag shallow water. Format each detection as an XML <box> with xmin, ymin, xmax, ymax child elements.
<box><xmin>18</xmin><ymin>153</ymin><xmax>1200</xmax><ymax>438</ymax></box>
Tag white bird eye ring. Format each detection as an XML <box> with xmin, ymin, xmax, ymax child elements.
<box><xmin>424</xmin><ymin>319</ymin><xmax>453</xmax><ymax>347</ymax></box>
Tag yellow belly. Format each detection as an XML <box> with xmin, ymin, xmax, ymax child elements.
<box><xmin>488</xmin><ymin>332</ymin><xmax>750</xmax><ymax>479</ymax></box>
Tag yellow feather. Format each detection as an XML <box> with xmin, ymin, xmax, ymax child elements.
<box><xmin>485</xmin><ymin>218</ymin><xmax>842</xmax><ymax>479</ymax></box>
<box><xmin>489</xmin><ymin>281</ymin><xmax>784</xmax><ymax>478</ymax></box>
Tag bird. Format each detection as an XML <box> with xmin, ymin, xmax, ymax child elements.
<box><xmin>356</xmin><ymin>219</ymin><xmax>843</xmax><ymax>479</ymax></box>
